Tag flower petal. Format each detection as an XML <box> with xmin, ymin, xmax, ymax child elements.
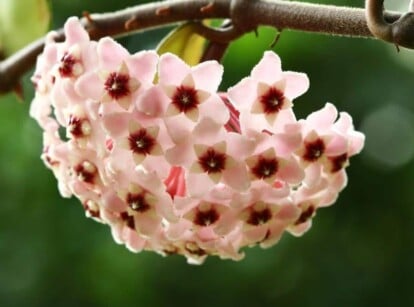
<box><xmin>128</xmin><ymin>50</ymin><xmax>158</xmax><ymax>84</ymax></box>
<box><xmin>75</xmin><ymin>72</ymin><xmax>103</xmax><ymax>100</ymax></box>
<box><xmin>159</xmin><ymin>53</ymin><xmax>190</xmax><ymax>85</ymax></box>
<box><xmin>306</xmin><ymin>103</ymin><xmax>338</xmax><ymax>131</ymax></box>
<box><xmin>64</xmin><ymin>17</ymin><xmax>89</xmax><ymax>45</ymax></box>
<box><xmin>136</xmin><ymin>85</ymin><xmax>167</xmax><ymax>117</ymax></box>
<box><xmin>282</xmin><ymin>71</ymin><xmax>309</xmax><ymax>100</ymax></box>
<box><xmin>98</xmin><ymin>37</ymin><xmax>130</xmax><ymax>70</ymax></box>
<box><xmin>192</xmin><ymin>60</ymin><xmax>223</xmax><ymax>92</ymax></box>
<box><xmin>227</xmin><ymin>77</ymin><xmax>257</xmax><ymax>111</ymax></box>
<box><xmin>251</xmin><ymin>51</ymin><xmax>283</xmax><ymax>84</ymax></box>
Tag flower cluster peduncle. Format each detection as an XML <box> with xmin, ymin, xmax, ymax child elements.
<box><xmin>30</xmin><ymin>17</ymin><xmax>364</xmax><ymax>264</ymax></box>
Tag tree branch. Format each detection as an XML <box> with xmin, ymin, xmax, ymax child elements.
<box><xmin>0</xmin><ymin>0</ymin><xmax>404</xmax><ymax>95</ymax></box>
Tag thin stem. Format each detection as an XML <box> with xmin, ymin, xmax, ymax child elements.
<box><xmin>0</xmin><ymin>0</ymin><xmax>404</xmax><ymax>94</ymax></box>
<box><xmin>365</xmin><ymin>0</ymin><xmax>392</xmax><ymax>42</ymax></box>
<box><xmin>365</xmin><ymin>0</ymin><xmax>414</xmax><ymax>49</ymax></box>
<box><xmin>200</xmin><ymin>20</ymin><xmax>232</xmax><ymax>62</ymax></box>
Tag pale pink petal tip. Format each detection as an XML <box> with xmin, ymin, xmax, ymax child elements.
<box><xmin>283</xmin><ymin>71</ymin><xmax>310</xmax><ymax>100</ymax></box>
<box><xmin>251</xmin><ymin>51</ymin><xmax>283</xmax><ymax>83</ymax></box>
<box><xmin>97</xmin><ymin>37</ymin><xmax>130</xmax><ymax>69</ymax></box>
<box><xmin>64</xmin><ymin>17</ymin><xmax>89</xmax><ymax>45</ymax></box>
<box><xmin>158</xmin><ymin>53</ymin><xmax>190</xmax><ymax>85</ymax></box>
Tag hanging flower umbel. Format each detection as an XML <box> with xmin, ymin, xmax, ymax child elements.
<box><xmin>30</xmin><ymin>17</ymin><xmax>364</xmax><ymax>264</ymax></box>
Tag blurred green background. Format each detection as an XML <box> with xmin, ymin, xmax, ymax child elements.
<box><xmin>1</xmin><ymin>0</ymin><xmax>414</xmax><ymax>306</ymax></box>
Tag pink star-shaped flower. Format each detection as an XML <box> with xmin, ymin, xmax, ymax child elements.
<box><xmin>155</xmin><ymin>53</ymin><xmax>230</xmax><ymax>124</ymax></box>
<box><xmin>187</xmin><ymin>140</ymin><xmax>250</xmax><ymax>195</ymax></box>
<box><xmin>228</xmin><ymin>51</ymin><xmax>309</xmax><ymax>131</ymax></box>
<box><xmin>76</xmin><ymin>38</ymin><xmax>158</xmax><ymax>110</ymax></box>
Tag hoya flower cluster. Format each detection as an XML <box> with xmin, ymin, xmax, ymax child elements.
<box><xmin>30</xmin><ymin>17</ymin><xmax>364</xmax><ymax>264</ymax></box>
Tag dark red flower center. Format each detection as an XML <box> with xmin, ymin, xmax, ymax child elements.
<box><xmin>194</xmin><ymin>207</ymin><xmax>220</xmax><ymax>226</ymax></box>
<box><xmin>260</xmin><ymin>87</ymin><xmax>286</xmax><ymax>114</ymax></box>
<box><xmin>247</xmin><ymin>207</ymin><xmax>272</xmax><ymax>226</ymax></box>
<box><xmin>303</xmin><ymin>138</ymin><xmax>325</xmax><ymax>162</ymax></box>
<box><xmin>43</xmin><ymin>147</ymin><xmax>59</xmax><ymax>167</ymax></box>
<box><xmin>68</xmin><ymin>116</ymin><xmax>91</xmax><ymax>138</ymax></box>
<box><xmin>126</xmin><ymin>193</ymin><xmax>151</xmax><ymax>213</ymax></box>
<box><xmin>104</xmin><ymin>72</ymin><xmax>131</xmax><ymax>100</ymax></box>
<box><xmin>128</xmin><ymin>129</ymin><xmax>156</xmax><ymax>156</ymax></box>
<box><xmin>295</xmin><ymin>206</ymin><xmax>315</xmax><ymax>225</ymax></box>
<box><xmin>171</xmin><ymin>85</ymin><xmax>199</xmax><ymax>113</ymax></box>
<box><xmin>198</xmin><ymin>149</ymin><xmax>226</xmax><ymax>174</ymax></box>
<box><xmin>329</xmin><ymin>153</ymin><xmax>348</xmax><ymax>173</ymax></box>
<box><xmin>185</xmin><ymin>242</ymin><xmax>206</xmax><ymax>256</ymax></box>
<box><xmin>163</xmin><ymin>246</ymin><xmax>179</xmax><ymax>256</ymax></box>
<box><xmin>44</xmin><ymin>155</ymin><xmax>59</xmax><ymax>167</ymax></box>
<box><xmin>251</xmin><ymin>157</ymin><xmax>279</xmax><ymax>179</ymax></box>
<box><xmin>83</xmin><ymin>200</ymin><xmax>100</xmax><ymax>219</ymax></box>
<box><xmin>73</xmin><ymin>161</ymin><xmax>97</xmax><ymax>184</ymax></box>
<box><xmin>59</xmin><ymin>52</ymin><xmax>77</xmax><ymax>77</ymax></box>
<box><xmin>121</xmin><ymin>212</ymin><xmax>135</xmax><ymax>229</ymax></box>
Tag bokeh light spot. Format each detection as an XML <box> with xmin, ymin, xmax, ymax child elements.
<box><xmin>361</xmin><ymin>104</ymin><xmax>414</xmax><ymax>169</ymax></box>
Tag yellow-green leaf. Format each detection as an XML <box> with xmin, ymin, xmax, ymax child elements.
<box><xmin>156</xmin><ymin>23</ymin><xmax>207</xmax><ymax>66</ymax></box>
<box><xmin>0</xmin><ymin>0</ymin><xmax>50</xmax><ymax>56</ymax></box>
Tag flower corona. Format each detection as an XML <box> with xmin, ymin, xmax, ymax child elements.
<box><xmin>30</xmin><ymin>17</ymin><xmax>365</xmax><ymax>264</ymax></box>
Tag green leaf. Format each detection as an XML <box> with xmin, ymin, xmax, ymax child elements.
<box><xmin>156</xmin><ymin>23</ymin><xmax>207</xmax><ymax>66</ymax></box>
<box><xmin>0</xmin><ymin>0</ymin><xmax>50</xmax><ymax>56</ymax></box>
